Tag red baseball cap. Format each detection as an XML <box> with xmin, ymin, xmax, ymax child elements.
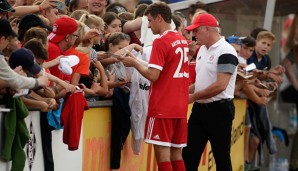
<box><xmin>185</xmin><ymin>13</ymin><xmax>219</xmax><ymax>31</ymax></box>
<box><xmin>48</xmin><ymin>16</ymin><xmax>78</xmax><ymax>43</ymax></box>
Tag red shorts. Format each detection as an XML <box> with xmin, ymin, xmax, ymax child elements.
<box><xmin>144</xmin><ymin>117</ymin><xmax>187</xmax><ymax>147</ymax></box>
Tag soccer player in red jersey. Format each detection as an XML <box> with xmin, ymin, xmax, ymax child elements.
<box><xmin>120</xmin><ymin>2</ymin><xmax>189</xmax><ymax>171</ymax></box>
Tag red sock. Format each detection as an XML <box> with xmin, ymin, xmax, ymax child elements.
<box><xmin>172</xmin><ymin>160</ymin><xmax>186</xmax><ymax>171</ymax></box>
<box><xmin>158</xmin><ymin>161</ymin><xmax>173</xmax><ymax>171</ymax></box>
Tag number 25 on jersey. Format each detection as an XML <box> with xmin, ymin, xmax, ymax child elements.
<box><xmin>174</xmin><ymin>47</ymin><xmax>189</xmax><ymax>78</ymax></box>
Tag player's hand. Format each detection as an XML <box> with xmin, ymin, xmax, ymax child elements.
<box><xmin>119</xmin><ymin>52</ymin><xmax>137</xmax><ymax>67</ymax></box>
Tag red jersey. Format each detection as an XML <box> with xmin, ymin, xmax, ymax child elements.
<box><xmin>61</xmin><ymin>90</ymin><xmax>89</xmax><ymax>150</ymax></box>
<box><xmin>148</xmin><ymin>30</ymin><xmax>189</xmax><ymax>118</ymax></box>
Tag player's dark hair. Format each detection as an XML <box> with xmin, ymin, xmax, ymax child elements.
<box><xmin>144</xmin><ymin>2</ymin><xmax>171</xmax><ymax>23</ymax></box>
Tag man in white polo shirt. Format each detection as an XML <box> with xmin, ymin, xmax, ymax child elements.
<box><xmin>182</xmin><ymin>13</ymin><xmax>238</xmax><ymax>171</ymax></box>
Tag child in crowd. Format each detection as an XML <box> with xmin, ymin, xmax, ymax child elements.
<box><xmin>228</xmin><ymin>35</ymin><xmax>270</xmax><ymax>103</ymax></box>
<box><xmin>102</xmin><ymin>12</ymin><xmax>122</xmax><ymax>34</ymax></box>
<box><xmin>104</xmin><ymin>32</ymin><xmax>132</xmax><ymax>170</ymax></box>
<box><xmin>8</xmin><ymin>48</ymin><xmax>57</xmax><ymax>112</ymax></box>
<box><xmin>247</xmin><ymin>31</ymin><xmax>274</xmax><ymax>70</ymax></box>
<box><xmin>100</xmin><ymin>32</ymin><xmax>142</xmax><ymax>67</ymax></box>
<box><xmin>228</xmin><ymin>35</ymin><xmax>270</xmax><ymax>171</ymax></box>
<box><xmin>79</xmin><ymin>14</ymin><xmax>105</xmax><ymax>61</ymax></box>
<box><xmin>239</xmin><ymin>36</ymin><xmax>256</xmax><ymax>65</ymax></box>
<box><xmin>77</xmin><ymin>14</ymin><xmax>109</xmax><ymax>96</ymax></box>
<box><xmin>104</xmin><ymin>32</ymin><xmax>132</xmax><ymax>91</ymax></box>
<box><xmin>24</xmin><ymin>27</ymin><xmax>60</xmax><ymax>70</ymax></box>
<box><xmin>245</xmin><ymin>31</ymin><xmax>284</xmax><ymax>170</ymax></box>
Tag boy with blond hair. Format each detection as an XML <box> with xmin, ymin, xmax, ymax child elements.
<box><xmin>246</xmin><ymin>30</ymin><xmax>279</xmax><ymax>169</ymax></box>
<box><xmin>247</xmin><ymin>31</ymin><xmax>275</xmax><ymax>70</ymax></box>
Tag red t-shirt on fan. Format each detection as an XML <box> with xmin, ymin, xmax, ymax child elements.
<box><xmin>148</xmin><ymin>30</ymin><xmax>189</xmax><ymax>119</ymax></box>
